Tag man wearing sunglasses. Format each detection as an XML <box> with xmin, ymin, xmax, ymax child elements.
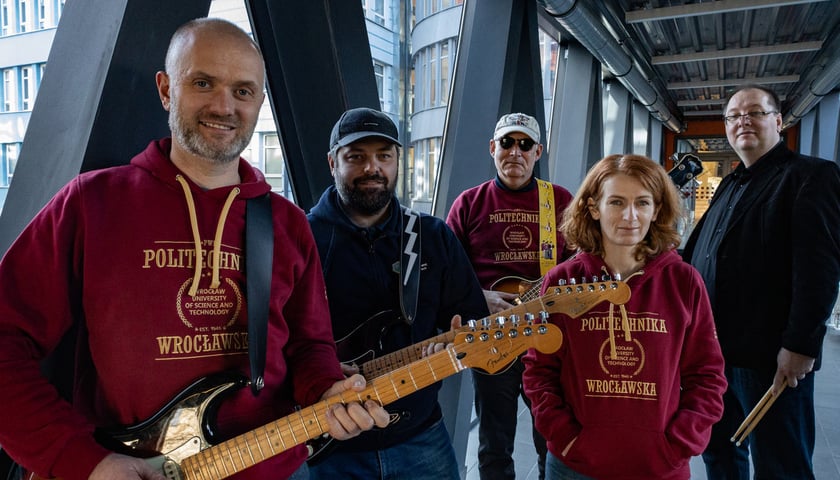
<box><xmin>446</xmin><ymin>113</ymin><xmax>573</xmax><ymax>480</ymax></box>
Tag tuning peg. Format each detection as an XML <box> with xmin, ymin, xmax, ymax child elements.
<box><xmin>601</xmin><ymin>274</ymin><xmax>611</xmax><ymax>282</ymax></box>
<box><xmin>495</xmin><ymin>316</ymin><xmax>506</xmax><ymax>328</ymax></box>
<box><xmin>467</xmin><ymin>319</ymin><xmax>478</xmax><ymax>330</ymax></box>
<box><xmin>569</xmin><ymin>278</ymin><xmax>576</xmax><ymax>285</ymax></box>
<box><xmin>509</xmin><ymin>314</ymin><xmax>520</xmax><ymax>326</ymax></box>
<box><xmin>591</xmin><ymin>276</ymin><xmax>599</xmax><ymax>283</ymax></box>
<box><xmin>614</xmin><ymin>273</ymin><xmax>622</xmax><ymax>281</ymax></box>
<box><xmin>557</xmin><ymin>278</ymin><xmax>567</xmax><ymax>286</ymax></box>
<box><xmin>539</xmin><ymin>311</ymin><xmax>550</xmax><ymax>323</ymax></box>
<box><xmin>524</xmin><ymin>312</ymin><xmax>535</xmax><ymax>324</ymax></box>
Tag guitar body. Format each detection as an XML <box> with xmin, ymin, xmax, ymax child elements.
<box><xmin>333</xmin><ymin>310</ymin><xmax>405</xmax><ymax>366</ymax></box>
<box><xmin>22</xmin><ymin>373</ymin><xmax>248</xmax><ymax>480</ymax></box>
<box><xmin>490</xmin><ymin>275</ymin><xmax>540</xmax><ymax>296</ymax></box>
<box><xmin>103</xmin><ymin>374</ymin><xmax>247</xmax><ymax>463</ymax></box>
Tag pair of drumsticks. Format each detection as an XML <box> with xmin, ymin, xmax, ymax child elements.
<box><xmin>730</xmin><ymin>383</ymin><xmax>787</xmax><ymax>446</ymax></box>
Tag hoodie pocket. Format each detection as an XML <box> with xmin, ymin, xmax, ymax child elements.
<box><xmin>563</xmin><ymin>424</ymin><xmax>684</xmax><ymax>478</ymax></box>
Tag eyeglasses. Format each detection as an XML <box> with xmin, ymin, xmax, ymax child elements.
<box><xmin>723</xmin><ymin>111</ymin><xmax>778</xmax><ymax>124</ymax></box>
<box><xmin>497</xmin><ymin>136</ymin><xmax>536</xmax><ymax>152</ymax></box>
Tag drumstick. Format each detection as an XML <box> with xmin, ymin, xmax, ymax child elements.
<box><xmin>730</xmin><ymin>383</ymin><xmax>786</xmax><ymax>446</ymax></box>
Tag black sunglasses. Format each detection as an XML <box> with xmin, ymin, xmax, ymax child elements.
<box><xmin>497</xmin><ymin>136</ymin><xmax>536</xmax><ymax>152</ymax></box>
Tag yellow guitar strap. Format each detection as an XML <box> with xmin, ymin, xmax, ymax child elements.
<box><xmin>537</xmin><ymin>179</ymin><xmax>557</xmax><ymax>276</ymax></box>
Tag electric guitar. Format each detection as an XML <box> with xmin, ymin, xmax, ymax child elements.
<box><xmin>304</xmin><ymin>277</ymin><xmax>631</xmax><ymax>463</ymax></box>
<box><xmin>24</xmin><ymin>322</ymin><xmax>564</xmax><ymax>480</ymax></box>
<box><xmin>348</xmin><ymin>278</ymin><xmax>630</xmax><ymax>380</ymax></box>
<box><xmin>490</xmin><ymin>275</ymin><xmax>544</xmax><ymax>304</ymax></box>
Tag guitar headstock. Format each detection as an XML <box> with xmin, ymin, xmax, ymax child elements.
<box><xmin>537</xmin><ymin>279</ymin><xmax>631</xmax><ymax>318</ymax></box>
<box><xmin>452</xmin><ymin>322</ymin><xmax>562</xmax><ymax>374</ymax></box>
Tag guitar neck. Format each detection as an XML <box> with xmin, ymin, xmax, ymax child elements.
<box><xmin>359</xmin><ymin>329</ymin><xmax>456</xmax><ymax>379</ymax></box>
<box><xmin>516</xmin><ymin>277</ymin><xmax>545</xmax><ymax>303</ymax></box>
<box><xmin>358</xmin><ymin>288</ymin><xmax>547</xmax><ymax>379</ymax></box>
<box><xmin>179</xmin><ymin>348</ymin><xmax>467</xmax><ymax>479</ymax></box>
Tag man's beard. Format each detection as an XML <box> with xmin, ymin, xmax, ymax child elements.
<box><xmin>169</xmin><ymin>97</ymin><xmax>254</xmax><ymax>164</ymax></box>
<box><xmin>336</xmin><ymin>173</ymin><xmax>396</xmax><ymax>215</ymax></box>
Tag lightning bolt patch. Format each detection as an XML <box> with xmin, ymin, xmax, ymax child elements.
<box><xmin>403</xmin><ymin>209</ymin><xmax>419</xmax><ymax>286</ymax></box>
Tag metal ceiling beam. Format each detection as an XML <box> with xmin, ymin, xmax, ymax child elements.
<box><xmin>625</xmin><ymin>0</ymin><xmax>830</xmax><ymax>23</ymax></box>
<box><xmin>678</xmin><ymin>95</ymin><xmax>787</xmax><ymax>106</ymax></box>
<box><xmin>685</xmin><ymin>109</ymin><xmax>724</xmax><ymax>116</ymax></box>
<box><xmin>652</xmin><ymin>41</ymin><xmax>823</xmax><ymax>65</ymax></box>
<box><xmin>678</xmin><ymin>99</ymin><xmax>726</xmax><ymax>107</ymax></box>
<box><xmin>538</xmin><ymin>0</ymin><xmax>686</xmax><ymax>132</ymax></box>
<box><xmin>668</xmin><ymin>75</ymin><xmax>799</xmax><ymax>89</ymax></box>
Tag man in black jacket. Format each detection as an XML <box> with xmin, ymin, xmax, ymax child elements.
<box><xmin>307</xmin><ymin>107</ymin><xmax>489</xmax><ymax>479</ymax></box>
<box><xmin>683</xmin><ymin>84</ymin><xmax>840</xmax><ymax>480</ymax></box>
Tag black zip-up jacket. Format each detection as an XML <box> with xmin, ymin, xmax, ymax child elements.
<box><xmin>308</xmin><ymin>186</ymin><xmax>488</xmax><ymax>452</ymax></box>
<box><xmin>683</xmin><ymin>142</ymin><xmax>840</xmax><ymax>371</ymax></box>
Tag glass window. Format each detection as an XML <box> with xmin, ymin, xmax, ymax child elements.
<box><xmin>5</xmin><ymin>143</ymin><xmax>20</xmax><ymax>182</ymax></box>
<box><xmin>429</xmin><ymin>45</ymin><xmax>438</xmax><ymax>106</ymax></box>
<box><xmin>21</xmin><ymin>66</ymin><xmax>32</xmax><ymax>110</ymax></box>
<box><xmin>413</xmin><ymin>40</ymin><xmax>456</xmax><ymax>109</ymax></box>
<box><xmin>1</xmin><ymin>0</ymin><xmax>9</xmax><ymax>35</ymax></box>
<box><xmin>425</xmin><ymin>137</ymin><xmax>438</xmax><ymax>199</ymax></box>
<box><xmin>37</xmin><ymin>0</ymin><xmax>44</xmax><ymax>28</ymax></box>
<box><xmin>439</xmin><ymin>41</ymin><xmax>449</xmax><ymax>106</ymax></box>
<box><xmin>374</xmin><ymin>61</ymin><xmax>385</xmax><ymax>106</ymax></box>
<box><xmin>263</xmin><ymin>134</ymin><xmax>289</xmax><ymax>197</ymax></box>
<box><xmin>3</xmin><ymin>69</ymin><xmax>14</xmax><ymax>112</ymax></box>
<box><xmin>363</xmin><ymin>0</ymin><xmax>385</xmax><ymax>26</ymax></box>
<box><xmin>18</xmin><ymin>0</ymin><xmax>28</xmax><ymax>32</ymax></box>
<box><xmin>411</xmin><ymin>137</ymin><xmax>439</xmax><ymax>202</ymax></box>
<box><xmin>412</xmin><ymin>49</ymin><xmax>424</xmax><ymax>110</ymax></box>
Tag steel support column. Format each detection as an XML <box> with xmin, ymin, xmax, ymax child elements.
<box><xmin>603</xmin><ymin>81</ymin><xmax>633</xmax><ymax>158</ymax></box>
<box><xmin>547</xmin><ymin>42</ymin><xmax>602</xmax><ymax>189</ymax></box>
<box><xmin>433</xmin><ymin>0</ymin><xmax>547</xmax><ymax>218</ymax></box>
<box><xmin>245</xmin><ymin>0</ymin><xmax>380</xmax><ymax>212</ymax></box>
<box><xmin>0</xmin><ymin>0</ymin><xmax>211</xmax><ymax>254</ymax></box>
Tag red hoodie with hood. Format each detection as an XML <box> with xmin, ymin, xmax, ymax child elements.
<box><xmin>0</xmin><ymin>139</ymin><xmax>343</xmax><ymax>479</ymax></box>
<box><xmin>523</xmin><ymin>249</ymin><xmax>726</xmax><ymax>480</ymax></box>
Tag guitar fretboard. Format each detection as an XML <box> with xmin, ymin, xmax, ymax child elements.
<box><xmin>517</xmin><ymin>277</ymin><xmax>545</xmax><ymax>303</ymax></box>
<box><xmin>179</xmin><ymin>346</ymin><xmax>467</xmax><ymax>479</ymax></box>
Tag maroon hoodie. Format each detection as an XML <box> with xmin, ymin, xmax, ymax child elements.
<box><xmin>0</xmin><ymin>139</ymin><xmax>343</xmax><ymax>479</ymax></box>
<box><xmin>523</xmin><ymin>249</ymin><xmax>726</xmax><ymax>480</ymax></box>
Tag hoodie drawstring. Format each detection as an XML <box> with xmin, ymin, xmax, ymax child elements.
<box><xmin>604</xmin><ymin>268</ymin><xmax>642</xmax><ymax>360</ymax></box>
<box><xmin>606</xmin><ymin>303</ymin><xmax>632</xmax><ymax>360</ymax></box>
<box><xmin>176</xmin><ymin>175</ymin><xmax>240</xmax><ymax>297</ymax></box>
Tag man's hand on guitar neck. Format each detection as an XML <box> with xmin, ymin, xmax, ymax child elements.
<box><xmin>88</xmin><ymin>452</ymin><xmax>167</xmax><ymax>480</ymax></box>
<box><xmin>420</xmin><ymin>315</ymin><xmax>463</xmax><ymax>358</ymax></box>
<box><xmin>320</xmin><ymin>374</ymin><xmax>390</xmax><ymax>440</ymax></box>
<box><xmin>483</xmin><ymin>289</ymin><xmax>519</xmax><ymax>314</ymax></box>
